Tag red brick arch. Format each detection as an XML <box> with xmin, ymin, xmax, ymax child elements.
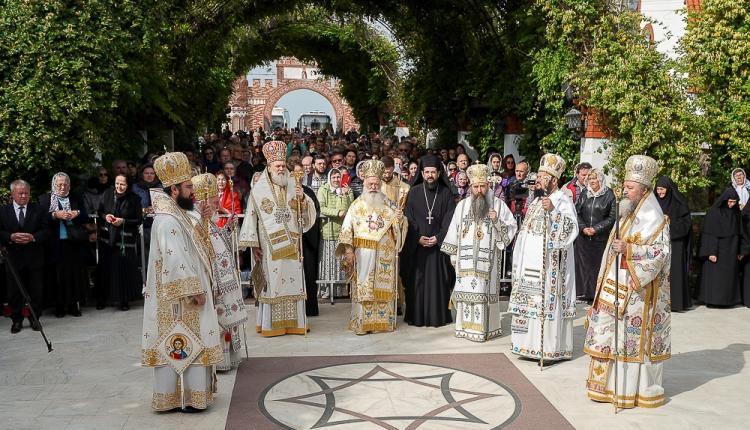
<box><xmin>262</xmin><ymin>79</ymin><xmax>352</xmax><ymax>132</ymax></box>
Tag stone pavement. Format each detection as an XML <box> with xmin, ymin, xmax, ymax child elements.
<box><xmin>0</xmin><ymin>301</ymin><xmax>748</xmax><ymax>429</ymax></box>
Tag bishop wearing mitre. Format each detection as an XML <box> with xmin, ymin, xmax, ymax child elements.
<box><xmin>141</xmin><ymin>152</ymin><xmax>223</xmax><ymax>412</ymax></box>
<box><xmin>584</xmin><ymin>155</ymin><xmax>672</xmax><ymax>408</ymax></box>
<box><xmin>441</xmin><ymin>164</ymin><xmax>517</xmax><ymax>342</ymax></box>
<box><xmin>336</xmin><ymin>160</ymin><xmax>408</xmax><ymax>335</ymax></box>
<box><xmin>239</xmin><ymin>141</ymin><xmax>316</xmax><ymax>337</ymax></box>
<box><xmin>509</xmin><ymin>153</ymin><xmax>579</xmax><ymax>364</ymax></box>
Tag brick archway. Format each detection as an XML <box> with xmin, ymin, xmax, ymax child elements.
<box><xmin>262</xmin><ymin>80</ymin><xmax>346</xmax><ymax>132</ymax></box>
<box><xmin>226</xmin><ymin>57</ymin><xmax>358</xmax><ymax>133</ymax></box>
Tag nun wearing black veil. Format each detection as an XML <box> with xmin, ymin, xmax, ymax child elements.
<box><xmin>699</xmin><ymin>187</ymin><xmax>745</xmax><ymax>307</ymax></box>
<box><xmin>654</xmin><ymin>176</ymin><xmax>693</xmax><ymax>311</ymax></box>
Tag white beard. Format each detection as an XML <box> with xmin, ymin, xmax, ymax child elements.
<box><xmin>271</xmin><ymin>171</ymin><xmax>288</xmax><ymax>187</ymax></box>
<box><xmin>619</xmin><ymin>198</ymin><xmax>635</xmax><ymax>219</ymax></box>
<box><xmin>362</xmin><ymin>191</ymin><xmax>387</xmax><ymax>210</ymax></box>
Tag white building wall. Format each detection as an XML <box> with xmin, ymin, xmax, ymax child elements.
<box><xmin>640</xmin><ymin>0</ymin><xmax>686</xmax><ymax>59</ymax></box>
<box><xmin>503</xmin><ymin>134</ymin><xmax>523</xmax><ymax>162</ymax></box>
<box><xmin>580</xmin><ymin>137</ymin><xmax>612</xmax><ymax>173</ymax></box>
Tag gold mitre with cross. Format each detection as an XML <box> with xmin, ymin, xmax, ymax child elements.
<box><xmin>538</xmin><ymin>153</ymin><xmax>566</xmax><ymax>179</ymax></box>
<box><xmin>361</xmin><ymin>160</ymin><xmax>385</xmax><ymax>179</ymax></box>
<box><xmin>154</xmin><ymin>152</ymin><xmax>192</xmax><ymax>187</ymax></box>
<box><xmin>624</xmin><ymin>154</ymin><xmax>658</xmax><ymax>186</ymax></box>
<box><xmin>191</xmin><ymin>173</ymin><xmax>218</xmax><ymax>201</ymax></box>
<box><xmin>466</xmin><ymin>164</ymin><xmax>489</xmax><ymax>185</ymax></box>
<box><xmin>262</xmin><ymin>140</ymin><xmax>286</xmax><ymax>163</ymax></box>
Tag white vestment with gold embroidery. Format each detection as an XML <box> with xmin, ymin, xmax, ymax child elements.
<box><xmin>336</xmin><ymin>197</ymin><xmax>408</xmax><ymax>334</ymax></box>
<box><xmin>441</xmin><ymin>195</ymin><xmax>517</xmax><ymax>342</ymax></box>
<box><xmin>141</xmin><ymin>190</ymin><xmax>223</xmax><ymax>411</ymax></box>
<box><xmin>202</xmin><ymin>215</ymin><xmax>247</xmax><ymax>370</ymax></box>
<box><xmin>583</xmin><ymin>193</ymin><xmax>671</xmax><ymax>408</ymax></box>
<box><xmin>238</xmin><ymin>171</ymin><xmax>315</xmax><ymax>336</ymax></box>
<box><xmin>509</xmin><ymin>189</ymin><xmax>578</xmax><ymax>360</ymax></box>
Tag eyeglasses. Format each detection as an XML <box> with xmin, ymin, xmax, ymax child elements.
<box><xmin>399</xmin><ymin>148</ymin><xmax>408</xmax><ymax>152</ymax></box>
<box><xmin>448</xmin><ymin>168</ymin><xmax>457</xmax><ymax>172</ymax></box>
<box><xmin>99</xmin><ymin>173</ymin><xmax>109</xmax><ymax>177</ymax></box>
<box><xmin>332</xmin><ymin>158</ymin><xmax>343</xmax><ymax>163</ymax></box>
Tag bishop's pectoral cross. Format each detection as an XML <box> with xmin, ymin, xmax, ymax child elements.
<box><xmin>426</xmin><ymin>213</ymin><xmax>434</xmax><ymax>225</ymax></box>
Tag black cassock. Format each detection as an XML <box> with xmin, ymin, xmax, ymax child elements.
<box><xmin>402</xmin><ymin>182</ymin><xmax>456</xmax><ymax>327</ymax></box>
<box><xmin>302</xmin><ymin>186</ymin><xmax>321</xmax><ymax>316</ymax></box>
<box><xmin>699</xmin><ymin>188</ymin><xmax>744</xmax><ymax>306</ymax></box>
<box><xmin>654</xmin><ymin>176</ymin><xmax>693</xmax><ymax>311</ymax></box>
<box><xmin>741</xmin><ymin>204</ymin><xmax>750</xmax><ymax>307</ymax></box>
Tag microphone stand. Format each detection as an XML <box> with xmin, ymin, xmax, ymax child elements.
<box><xmin>0</xmin><ymin>247</ymin><xmax>53</xmax><ymax>352</ymax></box>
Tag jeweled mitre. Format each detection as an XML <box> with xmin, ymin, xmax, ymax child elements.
<box><xmin>361</xmin><ymin>160</ymin><xmax>385</xmax><ymax>179</ymax></box>
<box><xmin>538</xmin><ymin>153</ymin><xmax>566</xmax><ymax>179</ymax></box>
<box><xmin>154</xmin><ymin>152</ymin><xmax>192</xmax><ymax>187</ymax></box>
<box><xmin>466</xmin><ymin>164</ymin><xmax>489</xmax><ymax>185</ymax></box>
<box><xmin>624</xmin><ymin>155</ymin><xmax>658</xmax><ymax>186</ymax></box>
<box><xmin>262</xmin><ymin>140</ymin><xmax>286</xmax><ymax>163</ymax></box>
<box><xmin>192</xmin><ymin>173</ymin><xmax>218</xmax><ymax>201</ymax></box>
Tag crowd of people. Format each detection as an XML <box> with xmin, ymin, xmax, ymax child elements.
<box><xmin>2</xmin><ymin>126</ymin><xmax>750</xmax><ymax>413</ymax></box>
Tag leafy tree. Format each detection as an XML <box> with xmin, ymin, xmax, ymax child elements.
<box><xmin>524</xmin><ymin>1</ymin><xmax>707</xmax><ymax>188</ymax></box>
<box><xmin>681</xmin><ymin>0</ymin><xmax>750</xmax><ymax>187</ymax></box>
<box><xmin>0</xmin><ymin>1</ymin><xmax>152</xmax><ymax>194</ymax></box>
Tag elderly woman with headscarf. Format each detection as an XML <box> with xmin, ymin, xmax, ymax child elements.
<box><xmin>730</xmin><ymin>168</ymin><xmax>750</xmax><ymax>210</ymax></box>
<box><xmin>317</xmin><ymin>168</ymin><xmax>354</xmax><ymax>299</ymax></box>
<box><xmin>654</xmin><ymin>176</ymin><xmax>693</xmax><ymax>311</ymax></box>
<box><xmin>699</xmin><ymin>187</ymin><xmax>745</xmax><ymax>307</ymax></box>
<box><xmin>573</xmin><ymin>168</ymin><xmax>616</xmax><ymax>302</ymax></box>
<box><xmin>39</xmin><ymin>172</ymin><xmax>90</xmax><ymax>317</ymax></box>
<box><xmin>97</xmin><ymin>174</ymin><xmax>143</xmax><ymax>311</ymax></box>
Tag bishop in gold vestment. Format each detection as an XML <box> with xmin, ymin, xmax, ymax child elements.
<box><xmin>337</xmin><ymin>160</ymin><xmax>408</xmax><ymax>335</ymax></box>
<box><xmin>239</xmin><ymin>141</ymin><xmax>315</xmax><ymax>337</ymax></box>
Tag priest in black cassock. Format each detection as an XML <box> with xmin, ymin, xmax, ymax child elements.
<box><xmin>291</xmin><ymin>160</ymin><xmax>321</xmax><ymax>317</ymax></box>
<box><xmin>654</xmin><ymin>176</ymin><xmax>693</xmax><ymax>311</ymax></box>
<box><xmin>402</xmin><ymin>155</ymin><xmax>456</xmax><ymax>327</ymax></box>
<box><xmin>699</xmin><ymin>187</ymin><xmax>745</xmax><ymax>307</ymax></box>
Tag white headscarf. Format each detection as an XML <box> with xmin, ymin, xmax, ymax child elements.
<box><xmin>585</xmin><ymin>168</ymin><xmax>609</xmax><ymax>198</ymax></box>
<box><xmin>327</xmin><ymin>168</ymin><xmax>344</xmax><ymax>196</ymax></box>
<box><xmin>49</xmin><ymin>172</ymin><xmax>71</xmax><ymax>212</ymax></box>
<box><xmin>731</xmin><ymin>168</ymin><xmax>749</xmax><ymax>206</ymax></box>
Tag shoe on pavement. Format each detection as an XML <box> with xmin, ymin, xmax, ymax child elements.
<box><xmin>11</xmin><ymin>321</ymin><xmax>22</xmax><ymax>334</ymax></box>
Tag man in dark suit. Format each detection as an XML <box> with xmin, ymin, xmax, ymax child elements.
<box><xmin>0</xmin><ymin>180</ymin><xmax>48</xmax><ymax>333</ymax></box>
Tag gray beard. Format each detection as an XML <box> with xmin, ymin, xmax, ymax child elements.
<box><xmin>362</xmin><ymin>191</ymin><xmax>386</xmax><ymax>210</ymax></box>
<box><xmin>470</xmin><ymin>191</ymin><xmax>492</xmax><ymax>223</ymax></box>
<box><xmin>271</xmin><ymin>172</ymin><xmax>288</xmax><ymax>187</ymax></box>
<box><xmin>619</xmin><ymin>198</ymin><xmax>635</xmax><ymax>219</ymax></box>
